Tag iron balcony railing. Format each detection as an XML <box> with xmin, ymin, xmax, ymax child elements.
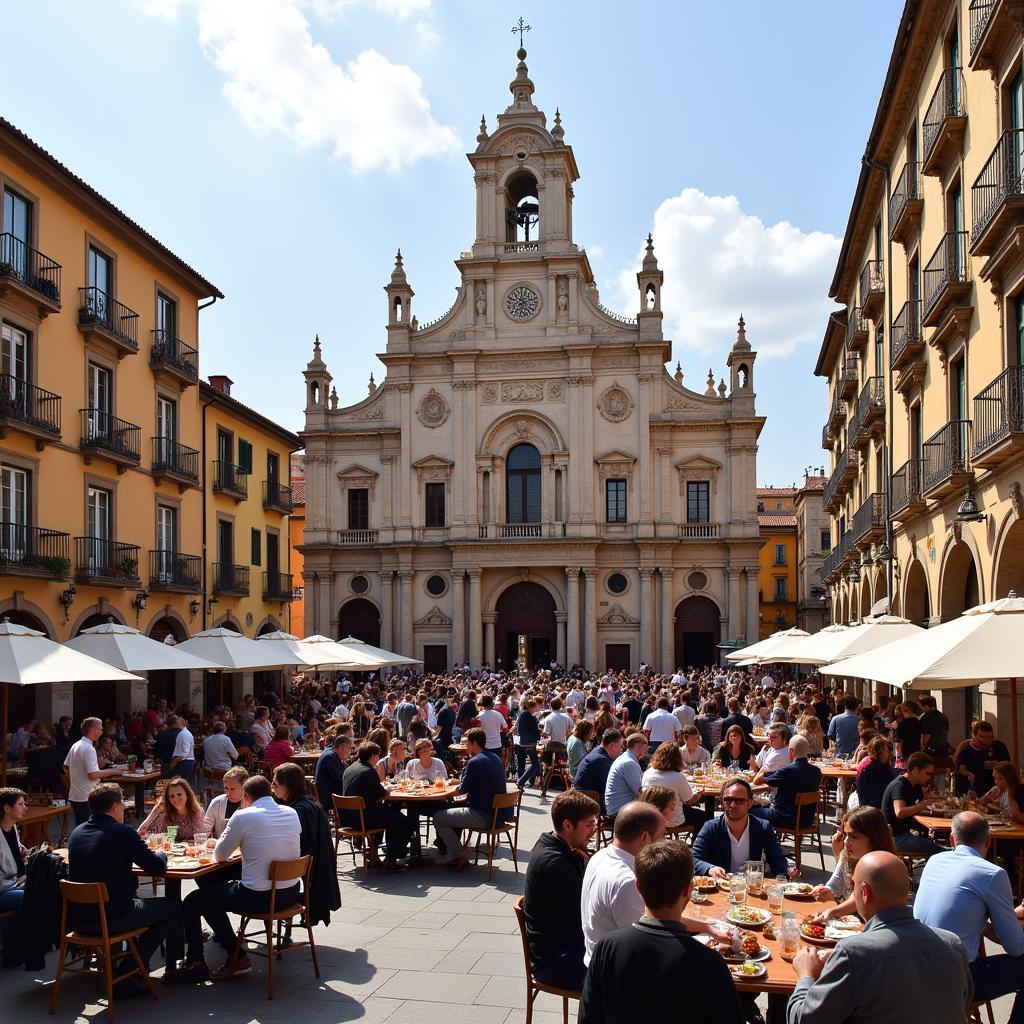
<box><xmin>889</xmin><ymin>162</ymin><xmax>921</xmax><ymax>234</ymax></box>
<box><xmin>891</xmin><ymin>300</ymin><xmax>922</xmax><ymax>367</ymax></box>
<box><xmin>822</xmin><ymin>423</ymin><xmax>833</xmax><ymax>450</ymax></box>
<box><xmin>0</xmin><ymin>374</ymin><xmax>61</xmax><ymax>436</ymax></box>
<box><xmin>80</xmin><ymin>409</ymin><xmax>141</xmax><ymax>463</ymax></box>
<box><xmin>75</xmin><ymin>538</ymin><xmax>141</xmax><ymax>582</ymax></box>
<box><xmin>0</xmin><ymin>233</ymin><xmax>61</xmax><ymax>305</ymax></box>
<box><xmin>78</xmin><ymin>287</ymin><xmax>139</xmax><ymax>349</ymax></box>
<box><xmin>0</xmin><ymin>523</ymin><xmax>71</xmax><ymax>576</ymax></box>
<box><xmin>969</xmin><ymin>0</ymin><xmax>996</xmax><ymax>58</ymax></box>
<box><xmin>150</xmin><ymin>329</ymin><xmax>198</xmax><ymax>381</ymax></box>
<box><xmin>149</xmin><ymin>550</ymin><xmax>201</xmax><ymax>591</ymax></box>
<box><xmin>923</xmin><ymin>420</ymin><xmax>972</xmax><ymax>492</ymax></box>
<box><xmin>923</xmin><ymin>230</ymin><xmax>969</xmax><ymax>321</ymax></box>
<box><xmin>839</xmin><ymin>355</ymin><xmax>859</xmax><ymax>397</ymax></box>
<box><xmin>845</xmin><ymin>307</ymin><xmax>868</xmax><ymax>347</ymax></box>
<box><xmin>212</xmin><ymin>562</ymin><xmax>249</xmax><ymax>595</ymax></box>
<box><xmin>823</xmin><ymin>448</ymin><xmax>849</xmax><ymax>508</ymax></box>
<box><xmin>860</xmin><ymin>259</ymin><xmax>884</xmax><ymax>309</ymax></box>
<box><xmin>856</xmin><ymin>376</ymin><xmax>885</xmax><ymax>428</ymax></box>
<box><xmin>263</xmin><ymin>480</ymin><xmax>293</xmax><ymax>513</ymax></box>
<box><xmin>891</xmin><ymin>459</ymin><xmax>924</xmax><ymax>516</ymax></box>
<box><xmin>263</xmin><ymin>571</ymin><xmax>294</xmax><ymax>600</ymax></box>
<box><xmin>853</xmin><ymin>493</ymin><xmax>887</xmax><ymax>544</ymax></box>
<box><xmin>972</xmin><ymin>365</ymin><xmax>1024</xmax><ymax>457</ymax></box>
<box><xmin>822</xmin><ymin>530</ymin><xmax>851</xmax><ymax>581</ymax></box>
<box><xmin>213</xmin><ymin>460</ymin><xmax>248</xmax><ymax>498</ymax></box>
<box><xmin>922</xmin><ymin>68</ymin><xmax>966</xmax><ymax>167</ymax></box>
<box><xmin>152</xmin><ymin>436</ymin><xmax>199</xmax><ymax>481</ymax></box>
<box><xmin>971</xmin><ymin>129</ymin><xmax>1024</xmax><ymax>245</ymax></box>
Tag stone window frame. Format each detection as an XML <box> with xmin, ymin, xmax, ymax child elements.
<box><xmin>676</xmin><ymin>455</ymin><xmax>722</xmax><ymax>523</ymax></box>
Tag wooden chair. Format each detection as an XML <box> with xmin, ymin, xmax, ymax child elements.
<box><xmin>513</xmin><ymin>895</ymin><xmax>580</xmax><ymax>1024</ymax></box>
<box><xmin>224</xmin><ymin>855</ymin><xmax>320</xmax><ymax>1000</ymax></box>
<box><xmin>256</xmin><ymin>760</ymin><xmax>274</xmax><ymax>780</ymax></box>
<box><xmin>465</xmin><ymin>788</ymin><xmax>522</xmax><ymax>881</ymax></box>
<box><xmin>331</xmin><ymin>794</ymin><xmax>385</xmax><ymax>880</ymax></box>
<box><xmin>773</xmin><ymin>791</ymin><xmax>826</xmax><ymax>871</ymax></box>
<box><xmin>968</xmin><ymin>939</ymin><xmax>996</xmax><ymax>1024</ymax></box>
<box><xmin>540</xmin><ymin>743</ymin><xmax>571</xmax><ymax>796</ymax></box>
<box><xmin>49</xmin><ymin>880</ymin><xmax>156</xmax><ymax>1023</ymax></box>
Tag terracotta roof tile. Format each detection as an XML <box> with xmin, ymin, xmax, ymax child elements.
<box><xmin>291</xmin><ymin>478</ymin><xmax>306</xmax><ymax>506</ymax></box>
<box><xmin>758</xmin><ymin>514</ymin><xmax>797</xmax><ymax>528</ymax></box>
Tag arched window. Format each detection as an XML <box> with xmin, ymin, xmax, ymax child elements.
<box><xmin>506</xmin><ymin>443</ymin><xmax>541</xmax><ymax>523</ymax></box>
<box><xmin>506</xmin><ymin>172</ymin><xmax>540</xmax><ymax>243</ymax></box>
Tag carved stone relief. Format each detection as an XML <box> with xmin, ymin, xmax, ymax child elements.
<box><xmin>502</xmin><ymin>381</ymin><xmax>545</xmax><ymax>403</ymax></box>
<box><xmin>598</xmin><ymin>382</ymin><xmax>634</xmax><ymax>423</ymax></box>
<box><xmin>416</xmin><ymin>389</ymin><xmax>450</xmax><ymax>428</ymax></box>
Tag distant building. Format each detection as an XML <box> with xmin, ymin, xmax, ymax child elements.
<box><xmin>756</xmin><ymin>488</ymin><xmax>797</xmax><ymax>640</ymax></box>
<box><xmin>794</xmin><ymin>471</ymin><xmax>828</xmax><ymax>633</ymax></box>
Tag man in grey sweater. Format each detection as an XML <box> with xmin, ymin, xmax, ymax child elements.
<box><xmin>787</xmin><ymin>850</ymin><xmax>972</xmax><ymax>1024</ymax></box>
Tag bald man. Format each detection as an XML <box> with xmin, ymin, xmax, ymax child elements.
<box><xmin>787</xmin><ymin>851</ymin><xmax>972</xmax><ymax>1024</ymax></box>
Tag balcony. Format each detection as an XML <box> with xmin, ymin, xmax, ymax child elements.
<box><xmin>263</xmin><ymin>571</ymin><xmax>294</xmax><ymax>601</ymax></box>
<box><xmin>852</xmin><ymin>376</ymin><xmax>886</xmax><ymax>448</ymax></box>
<box><xmin>822</xmin><ymin>423</ymin><xmax>835</xmax><ymax>451</ymax></box>
<box><xmin>823</xmin><ymin>448</ymin><xmax>854</xmax><ymax>513</ymax></box>
<box><xmin>152</xmin><ymin>437</ymin><xmax>200</xmax><ymax>488</ymax></box>
<box><xmin>337</xmin><ymin>529</ymin><xmax>378</xmax><ymax>545</ymax></box>
<box><xmin>822</xmin><ymin>530</ymin><xmax>852</xmax><ymax>583</ymax></box>
<box><xmin>680</xmin><ymin>522</ymin><xmax>721</xmax><ymax>539</ymax></box>
<box><xmin>148</xmin><ymin>550</ymin><xmax>201</xmax><ymax>592</ymax></box>
<box><xmin>969</xmin><ymin>0</ymin><xmax>1024</xmax><ymax>72</ymax></box>
<box><xmin>263</xmin><ymin>480</ymin><xmax>293</xmax><ymax>514</ymax></box>
<box><xmin>0</xmin><ymin>234</ymin><xmax>61</xmax><ymax>316</ymax></box>
<box><xmin>212</xmin><ymin>562</ymin><xmax>249</xmax><ymax>596</ymax></box>
<box><xmin>827</xmin><ymin>392</ymin><xmax>847</xmax><ymax>434</ymax></box>
<box><xmin>922</xmin><ymin>69</ymin><xmax>967</xmax><ymax>176</ymax></box>
<box><xmin>922</xmin><ymin>231</ymin><xmax>971</xmax><ymax>326</ymax></box>
<box><xmin>852</xmin><ymin>493</ymin><xmax>887</xmax><ymax>548</ymax></box>
<box><xmin>212</xmin><ymin>460</ymin><xmax>248</xmax><ymax>500</ymax></box>
<box><xmin>839</xmin><ymin>355</ymin><xmax>859</xmax><ymax>400</ymax></box>
<box><xmin>75</xmin><ymin>538</ymin><xmax>141</xmax><ymax>586</ymax></box>
<box><xmin>889</xmin><ymin>163</ymin><xmax>923</xmax><ymax>246</ymax></box>
<box><xmin>971</xmin><ymin>130</ymin><xmax>1024</xmax><ymax>257</ymax></box>
<box><xmin>923</xmin><ymin>420</ymin><xmax>972</xmax><ymax>498</ymax></box>
<box><xmin>0</xmin><ymin>375</ymin><xmax>61</xmax><ymax>447</ymax></box>
<box><xmin>845</xmin><ymin>307</ymin><xmax>869</xmax><ymax>352</ymax></box>
<box><xmin>0</xmin><ymin>524</ymin><xmax>71</xmax><ymax>579</ymax></box>
<box><xmin>150</xmin><ymin>330</ymin><xmax>199</xmax><ymax>387</ymax></box>
<box><xmin>891</xmin><ymin>459</ymin><xmax>927</xmax><ymax>522</ymax></box>
<box><xmin>891</xmin><ymin>299</ymin><xmax>924</xmax><ymax>377</ymax></box>
<box><xmin>79</xmin><ymin>409</ymin><xmax>141</xmax><ymax>470</ymax></box>
<box><xmin>860</xmin><ymin>260</ymin><xmax>885</xmax><ymax>320</ymax></box>
<box><xmin>499</xmin><ymin>523</ymin><xmax>543</xmax><ymax>539</ymax></box>
<box><xmin>77</xmin><ymin>287</ymin><xmax>139</xmax><ymax>357</ymax></box>
<box><xmin>972</xmin><ymin>365</ymin><xmax>1024</xmax><ymax>467</ymax></box>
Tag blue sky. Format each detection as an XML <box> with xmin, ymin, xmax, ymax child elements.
<box><xmin>4</xmin><ymin>0</ymin><xmax>900</xmax><ymax>485</ymax></box>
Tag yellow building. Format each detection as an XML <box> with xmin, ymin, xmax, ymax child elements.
<box><xmin>0</xmin><ymin>117</ymin><xmax>220</xmax><ymax>725</ymax></box>
<box><xmin>816</xmin><ymin>0</ymin><xmax>1023</xmax><ymax>746</ymax></box>
<box><xmin>289</xmin><ymin>453</ymin><xmax>305</xmax><ymax>636</ymax></box>
<box><xmin>756</xmin><ymin>487</ymin><xmax>798</xmax><ymax>639</ymax></box>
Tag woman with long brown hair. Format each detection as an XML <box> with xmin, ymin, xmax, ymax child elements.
<box><xmin>137</xmin><ymin>777</ymin><xmax>205</xmax><ymax>839</ymax></box>
<box><xmin>711</xmin><ymin>724</ymin><xmax>756</xmax><ymax>771</ymax></box>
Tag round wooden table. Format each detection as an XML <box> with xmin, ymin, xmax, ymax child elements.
<box><xmin>384</xmin><ymin>780</ymin><xmax>463</xmax><ymax>858</ymax></box>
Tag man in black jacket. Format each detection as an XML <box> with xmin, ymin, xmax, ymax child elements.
<box><xmin>68</xmin><ymin>783</ymin><xmax>177</xmax><ymax>988</ymax></box>
<box><xmin>572</xmin><ymin>730</ymin><xmax>623</xmax><ymax>813</ymax></box>
<box><xmin>580</xmin><ymin>839</ymin><xmax>743</xmax><ymax>1024</ymax></box>
<box><xmin>523</xmin><ymin>789</ymin><xmax>600</xmax><ymax>991</ymax></box>
<box><xmin>315</xmin><ymin>734</ymin><xmax>353</xmax><ymax>810</ymax></box>
<box><xmin>341</xmin><ymin>741</ymin><xmax>413</xmax><ymax>867</ymax></box>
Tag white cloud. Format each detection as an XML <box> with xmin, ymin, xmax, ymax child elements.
<box><xmin>607</xmin><ymin>188</ymin><xmax>840</xmax><ymax>359</ymax></box>
<box><xmin>140</xmin><ymin>0</ymin><xmax>458</xmax><ymax>173</ymax></box>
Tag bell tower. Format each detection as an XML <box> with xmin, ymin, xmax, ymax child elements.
<box><xmin>636</xmin><ymin>234</ymin><xmax>664</xmax><ymax>341</ymax></box>
<box><xmin>728</xmin><ymin>315</ymin><xmax>757</xmax><ymax>406</ymax></box>
<box><xmin>384</xmin><ymin>249</ymin><xmax>414</xmax><ymax>352</ymax></box>
<box><xmin>303</xmin><ymin>334</ymin><xmax>332</xmax><ymax>429</ymax></box>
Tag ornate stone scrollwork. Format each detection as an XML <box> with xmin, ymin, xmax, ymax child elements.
<box><xmin>416</xmin><ymin>389</ymin><xmax>450</xmax><ymax>429</ymax></box>
<box><xmin>599</xmin><ymin>382</ymin><xmax>635</xmax><ymax>423</ymax></box>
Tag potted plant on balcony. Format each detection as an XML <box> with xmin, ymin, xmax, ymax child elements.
<box><xmin>40</xmin><ymin>555</ymin><xmax>71</xmax><ymax>578</ymax></box>
<box><xmin>119</xmin><ymin>557</ymin><xmax>138</xmax><ymax>579</ymax></box>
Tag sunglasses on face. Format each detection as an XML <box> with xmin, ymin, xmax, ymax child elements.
<box><xmin>722</xmin><ymin>796</ymin><xmax>749</xmax><ymax>805</ymax></box>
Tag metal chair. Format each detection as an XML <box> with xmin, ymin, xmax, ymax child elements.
<box><xmin>49</xmin><ymin>880</ymin><xmax>156</xmax><ymax>1023</ymax></box>
<box><xmin>772</xmin><ymin>791</ymin><xmax>826</xmax><ymax>871</ymax></box>
<box><xmin>513</xmin><ymin>896</ymin><xmax>580</xmax><ymax>1024</ymax></box>
<box><xmin>331</xmin><ymin>793</ymin><xmax>385</xmax><ymax>880</ymax></box>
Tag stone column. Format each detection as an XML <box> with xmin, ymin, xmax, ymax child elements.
<box><xmin>639</xmin><ymin>567</ymin><xmax>654</xmax><ymax>666</ymax></box>
<box><xmin>398</xmin><ymin>570</ymin><xmax>414</xmax><ymax>656</ymax></box>
<box><xmin>556</xmin><ymin>612</ymin><xmax>567</xmax><ymax>669</ymax></box>
<box><xmin>380</xmin><ymin>454</ymin><xmax>394</xmax><ymax>530</ymax></box>
<box><xmin>744</xmin><ymin>568</ymin><xmax>759</xmax><ymax>643</ymax></box>
<box><xmin>583</xmin><ymin>568</ymin><xmax>598</xmax><ymax>671</ymax></box>
<box><xmin>726</xmin><ymin>566</ymin><xmax>742</xmax><ymax>642</ymax></box>
<box><xmin>318</xmin><ymin>575</ymin><xmax>331</xmax><ymax>636</ymax></box>
<box><xmin>467</xmin><ymin>569</ymin><xmax>482</xmax><ymax>668</ymax></box>
<box><xmin>565</xmin><ymin>567</ymin><xmax>580</xmax><ymax>667</ymax></box>
<box><xmin>451</xmin><ymin>570</ymin><xmax>465</xmax><ymax>666</ymax></box>
<box><xmin>378</xmin><ymin>570</ymin><xmax>394</xmax><ymax>650</ymax></box>
<box><xmin>659</xmin><ymin>567</ymin><xmax>674</xmax><ymax>673</ymax></box>
<box><xmin>483</xmin><ymin>615</ymin><xmax>495</xmax><ymax>668</ymax></box>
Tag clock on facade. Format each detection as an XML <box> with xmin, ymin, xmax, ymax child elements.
<box><xmin>504</xmin><ymin>284</ymin><xmax>540</xmax><ymax>321</ymax></box>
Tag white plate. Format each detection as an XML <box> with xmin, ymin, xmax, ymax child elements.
<box><xmin>695</xmin><ymin>935</ymin><xmax>771</xmax><ymax>962</ymax></box>
<box><xmin>167</xmin><ymin>857</ymin><xmax>201</xmax><ymax>871</ymax></box>
<box><xmin>730</xmin><ymin>961</ymin><xmax>768</xmax><ymax>980</ymax></box>
<box><xmin>782</xmin><ymin>882</ymin><xmax>815</xmax><ymax>899</ymax></box>
<box><xmin>725</xmin><ymin>907</ymin><xmax>772</xmax><ymax>928</ymax></box>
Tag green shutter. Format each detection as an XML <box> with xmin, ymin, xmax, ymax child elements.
<box><xmin>251</xmin><ymin>527</ymin><xmax>261</xmax><ymax>566</ymax></box>
<box><xmin>238</xmin><ymin>439</ymin><xmax>253</xmax><ymax>474</ymax></box>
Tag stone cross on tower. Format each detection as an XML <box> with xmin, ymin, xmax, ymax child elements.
<box><xmin>511</xmin><ymin>17</ymin><xmax>531</xmax><ymax>47</ymax></box>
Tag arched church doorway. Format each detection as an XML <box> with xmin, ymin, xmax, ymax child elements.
<box><xmin>674</xmin><ymin>596</ymin><xmax>721</xmax><ymax>669</ymax></box>
<box><xmin>337</xmin><ymin>599</ymin><xmax>381</xmax><ymax>648</ymax></box>
<box><xmin>495</xmin><ymin>582</ymin><xmax>556</xmax><ymax>671</ymax></box>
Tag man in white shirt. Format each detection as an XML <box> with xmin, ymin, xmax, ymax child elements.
<box><xmin>760</xmin><ymin>673</ymin><xmax>775</xmax><ymax>690</ymax></box>
<box><xmin>679</xmin><ymin>726</ymin><xmax>712</xmax><ymax>767</ymax></box>
<box><xmin>65</xmin><ymin>717</ymin><xmax>123</xmax><ymax>825</ymax></box>
<box><xmin>176</xmin><ymin>774</ymin><xmax>301</xmax><ymax>981</ymax></box>
<box><xmin>566</xmin><ymin>686</ymin><xmax>585</xmax><ymax>712</ymax></box>
<box><xmin>643</xmin><ymin>698</ymin><xmax>680</xmax><ymax>745</ymax></box>
<box><xmin>673</xmin><ymin>699</ymin><xmax>695</xmax><ymax>731</ymax></box>
<box><xmin>670</xmin><ymin>670</ymin><xmax>686</xmax><ymax>688</ymax></box>
<box><xmin>202</xmin><ymin>722</ymin><xmax>237</xmax><ymax>774</ymax></box>
<box><xmin>168</xmin><ymin>717</ymin><xmax>197</xmax><ymax>786</ymax></box>
<box><xmin>541</xmin><ymin>698</ymin><xmax>573</xmax><ymax>746</ymax></box>
<box><xmin>477</xmin><ymin>694</ymin><xmax>508</xmax><ymax>752</ymax></box>
<box><xmin>753</xmin><ymin>723</ymin><xmax>791</xmax><ymax>782</ymax></box>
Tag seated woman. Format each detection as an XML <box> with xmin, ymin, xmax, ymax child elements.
<box><xmin>796</xmin><ymin>714</ymin><xmax>825</xmax><ymax>758</ymax></box>
<box><xmin>981</xmin><ymin>761</ymin><xmax>1024</xmax><ymax>823</ymax></box>
<box><xmin>406</xmin><ymin>738</ymin><xmax>448</xmax><ymax>784</ymax></box>
<box><xmin>567</xmin><ymin>720</ymin><xmax>595</xmax><ymax>777</ymax></box>
<box><xmin>137</xmin><ymin>777</ymin><xmax>205</xmax><ymax>840</ymax></box>
<box><xmin>379</xmin><ymin>738</ymin><xmax>409</xmax><ymax>781</ymax></box>
<box><xmin>95</xmin><ymin>734</ymin><xmax>126</xmax><ymax>767</ymax></box>
<box><xmin>812</xmin><ymin>805</ymin><xmax>898</xmax><ymax>917</ymax></box>
<box><xmin>0</xmin><ymin>787</ymin><xmax>28</xmax><ymax>953</ymax></box>
<box><xmin>711</xmin><ymin>724</ymin><xmax>756</xmax><ymax>771</ymax></box>
<box><xmin>641</xmin><ymin>740</ymin><xmax>707</xmax><ymax>827</ymax></box>
<box><xmin>263</xmin><ymin>725</ymin><xmax>295</xmax><ymax>768</ymax></box>
<box><xmin>855</xmin><ymin>737</ymin><xmax>897</xmax><ymax>809</ymax></box>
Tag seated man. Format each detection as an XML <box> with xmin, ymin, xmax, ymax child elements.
<box><xmin>692</xmin><ymin>777</ymin><xmax>792</xmax><ymax>880</ymax></box>
<box><xmin>751</xmin><ymin>735</ymin><xmax>822</xmax><ymax>830</ymax></box>
<box><xmin>342</xmin><ymin>741</ymin><xmax>414</xmax><ymax>868</ymax></box>
<box><xmin>956</xmin><ymin>720</ymin><xmax>1011</xmax><ymax>797</ymax></box>
<box><xmin>202</xmin><ymin>722</ymin><xmax>238</xmax><ymax>774</ymax></box>
<box><xmin>752</xmin><ymin>723</ymin><xmax>791</xmax><ymax>779</ymax></box>
<box><xmin>523</xmin><ymin>790</ymin><xmax>599</xmax><ymax>991</ymax></box>
<box><xmin>315</xmin><ymin>734</ymin><xmax>353</xmax><ymax>811</ymax></box>
<box><xmin>604</xmin><ymin>732</ymin><xmax>649</xmax><ymax>818</ymax></box>
<box><xmin>573</xmin><ymin>729</ymin><xmax>623</xmax><ymax>813</ymax></box>
<box><xmin>915</xmin><ymin>811</ymin><xmax>1023</xmax><ymax>1021</ymax></box>
<box><xmin>580</xmin><ymin>839</ymin><xmax>743</xmax><ymax>1024</ymax></box>
<box><xmin>177</xmin><ymin>774</ymin><xmax>301</xmax><ymax>981</ymax></box>
<box><xmin>678</xmin><ymin>725</ymin><xmax>711</xmax><ymax>768</ymax></box>
<box><xmin>68</xmin><ymin>782</ymin><xmax>177</xmax><ymax>992</ymax></box>
<box><xmin>881</xmin><ymin>752</ymin><xmax>944</xmax><ymax>857</ymax></box>
<box><xmin>203</xmin><ymin>766</ymin><xmax>249</xmax><ymax>839</ymax></box>
<box><xmin>433</xmin><ymin>728</ymin><xmax>508</xmax><ymax>871</ymax></box>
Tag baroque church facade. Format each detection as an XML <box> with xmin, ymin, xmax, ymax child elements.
<box><xmin>299</xmin><ymin>46</ymin><xmax>764</xmax><ymax>674</ymax></box>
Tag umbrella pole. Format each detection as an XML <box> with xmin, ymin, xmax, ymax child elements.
<box><xmin>219</xmin><ymin>672</ymin><xmax>224</xmax><ymax>709</ymax></box>
<box><xmin>1</xmin><ymin>682</ymin><xmax>7</xmax><ymax>786</ymax></box>
<box><xmin>1012</xmin><ymin>678</ymin><xmax>1019</xmax><ymax>771</ymax></box>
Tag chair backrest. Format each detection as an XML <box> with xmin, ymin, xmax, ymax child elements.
<box><xmin>575</xmin><ymin>789</ymin><xmax>601</xmax><ymax>806</ymax></box>
<box><xmin>205</xmin><ymin>768</ymin><xmax>227</xmax><ymax>781</ymax></box>
<box><xmin>794</xmin><ymin>790</ymin><xmax>820</xmax><ymax>827</ymax></box>
<box><xmin>59</xmin><ymin>879</ymin><xmax>111</xmax><ymax>940</ymax></box>
<box><xmin>491</xmin><ymin>788</ymin><xmax>521</xmax><ymax>829</ymax></box>
<box><xmin>332</xmin><ymin>793</ymin><xmax>367</xmax><ymax>831</ymax></box>
<box><xmin>270</xmin><ymin>854</ymin><xmax>312</xmax><ymax>885</ymax></box>
<box><xmin>512</xmin><ymin>895</ymin><xmax>534</xmax><ymax>977</ymax></box>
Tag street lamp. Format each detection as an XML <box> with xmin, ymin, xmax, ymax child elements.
<box><xmin>955</xmin><ymin>485</ymin><xmax>987</xmax><ymax>523</ymax></box>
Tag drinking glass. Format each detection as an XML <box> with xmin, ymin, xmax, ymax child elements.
<box><xmin>778</xmin><ymin>914</ymin><xmax>800</xmax><ymax>960</ymax></box>
<box><xmin>728</xmin><ymin>875</ymin><xmax>747</xmax><ymax>905</ymax></box>
<box><xmin>767</xmin><ymin>884</ymin><xmax>786</xmax><ymax>916</ymax></box>
<box><xmin>194</xmin><ymin>832</ymin><xmax>209</xmax><ymax>848</ymax></box>
<box><xmin>746</xmin><ymin>860</ymin><xmax>764</xmax><ymax>896</ymax></box>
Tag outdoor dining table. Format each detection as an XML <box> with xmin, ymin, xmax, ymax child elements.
<box><xmin>384</xmin><ymin>779</ymin><xmax>463</xmax><ymax>858</ymax></box>
<box><xmin>21</xmin><ymin>803</ymin><xmax>71</xmax><ymax>846</ymax></box>
<box><xmin>811</xmin><ymin>760</ymin><xmax>858</xmax><ymax>819</ymax></box>
<box><xmin>684</xmin><ymin>773</ymin><xmax>770</xmax><ymax>816</ymax></box>
<box><xmin>116</xmin><ymin>769</ymin><xmax>163</xmax><ymax>821</ymax></box>
<box><xmin>915</xmin><ymin>813</ymin><xmax>1024</xmax><ymax>847</ymax></box>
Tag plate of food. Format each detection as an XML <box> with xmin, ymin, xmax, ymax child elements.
<box><xmin>697</xmin><ymin>931</ymin><xmax>770</xmax><ymax>962</ymax></box>
<box><xmin>824</xmin><ymin>916</ymin><xmax>863</xmax><ymax>941</ymax></box>
<box><xmin>725</xmin><ymin>906</ymin><xmax>772</xmax><ymax>928</ymax></box>
<box><xmin>730</xmin><ymin>960</ymin><xmax>767</xmax><ymax>980</ymax></box>
<box><xmin>692</xmin><ymin>876</ymin><xmax>719</xmax><ymax>893</ymax></box>
<box><xmin>783</xmin><ymin>881</ymin><xmax>815</xmax><ymax>899</ymax></box>
<box><xmin>167</xmin><ymin>856</ymin><xmax>201</xmax><ymax>871</ymax></box>
<box><xmin>799</xmin><ymin>919</ymin><xmax>835</xmax><ymax>946</ymax></box>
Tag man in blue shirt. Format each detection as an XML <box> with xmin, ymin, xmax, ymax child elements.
<box><xmin>314</xmin><ymin>734</ymin><xmax>353</xmax><ymax>810</ymax></box>
<box><xmin>604</xmin><ymin>733</ymin><xmax>648</xmax><ymax>817</ymax></box>
<box><xmin>573</xmin><ymin>730</ymin><xmax>623</xmax><ymax>813</ymax></box>
<box><xmin>915</xmin><ymin>811</ymin><xmax>1024</xmax><ymax>1022</ymax></box>
<box><xmin>433</xmin><ymin>727</ymin><xmax>508</xmax><ymax>871</ymax></box>
<box><xmin>826</xmin><ymin>696</ymin><xmax>861</xmax><ymax>757</ymax></box>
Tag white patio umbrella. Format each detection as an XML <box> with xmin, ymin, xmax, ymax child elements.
<box><xmin>65</xmin><ymin>622</ymin><xmax>222</xmax><ymax>672</ymax></box>
<box><xmin>0</xmin><ymin>620</ymin><xmax>143</xmax><ymax>783</ymax></box>
<box><xmin>300</xmin><ymin>634</ymin><xmax>395</xmax><ymax>669</ymax></box>
<box><xmin>255</xmin><ymin>630</ymin><xmax>373</xmax><ymax>669</ymax></box>
<box><xmin>724</xmin><ymin>627</ymin><xmax>810</xmax><ymax>664</ymax></box>
<box><xmin>335</xmin><ymin>636</ymin><xmax>422</xmax><ymax>666</ymax></box>
<box><xmin>175</xmin><ymin>627</ymin><xmax>305</xmax><ymax>672</ymax></box>
<box><xmin>786</xmin><ymin>617</ymin><xmax>924</xmax><ymax>667</ymax></box>
<box><xmin>766</xmin><ymin>623</ymin><xmax>851</xmax><ymax>664</ymax></box>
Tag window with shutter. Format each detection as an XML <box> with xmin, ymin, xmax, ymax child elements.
<box><xmin>251</xmin><ymin>527</ymin><xmax>261</xmax><ymax>565</ymax></box>
<box><xmin>238</xmin><ymin>439</ymin><xmax>253</xmax><ymax>474</ymax></box>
